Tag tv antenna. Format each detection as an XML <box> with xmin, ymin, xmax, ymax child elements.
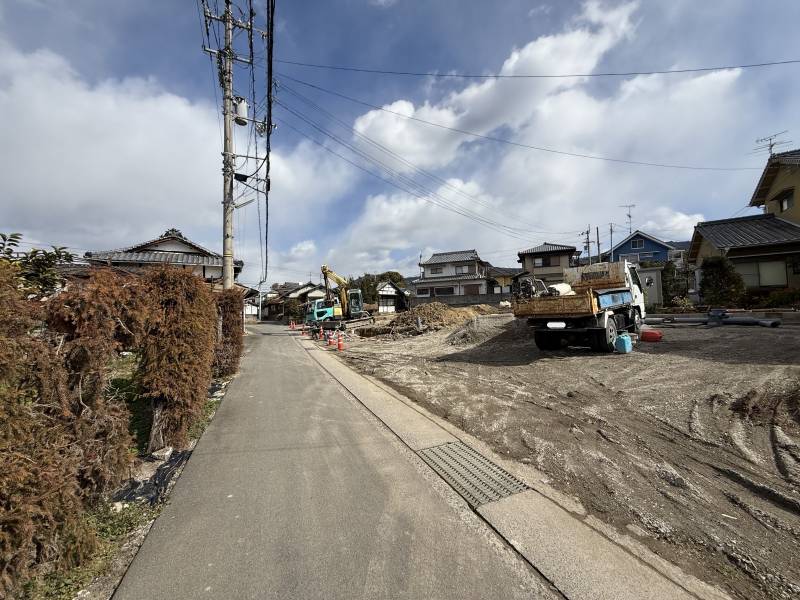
<box><xmin>619</xmin><ymin>204</ymin><xmax>635</xmax><ymax>234</ymax></box>
<box><xmin>753</xmin><ymin>130</ymin><xmax>791</xmax><ymax>156</ymax></box>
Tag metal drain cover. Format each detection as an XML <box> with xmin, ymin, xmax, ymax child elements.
<box><xmin>418</xmin><ymin>441</ymin><xmax>528</xmax><ymax>508</ymax></box>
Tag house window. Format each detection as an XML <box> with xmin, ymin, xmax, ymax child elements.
<box><xmin>639</xmin><ymin>252</ymin><xmax>654</xmax><ymax>259</ymax></box>
<box><xmin>434</xmin><ymin>286</ymin><xmax>455</xmax><ymax>296</ymax></box>
<box><xmin>631</xmin><ymin>239</ymin><xmax>644</xmax><ymax>250</ymax></box>
<box><xmin>734</xmin><ymin>261</ymin><xmax>787</xmax><ymax>287</ymax></box>
<box><xmin>773</xmin><ymin>189</ymin><xmax>794</xmax><ymax>213</ymax></box>
<box><xmin>430</xmin><ymin>266</ymin><xmax>443</xmax><ymax>274</ymax></box>
<box><xmin>416</xmin><ymin>287</ymin><xmax>430</xmax><ymax>296</ymax></box>
<box><xmin>455</xmin><ymin>265</ymin><xmax>468</xmax><ymax>274</ymax></box>
<box><xmin>533</xmin><ymin>256</ymin><xmax>552</xmax><ymax>268</ymax></box>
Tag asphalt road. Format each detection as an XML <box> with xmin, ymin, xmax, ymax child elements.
<box><xmin>114</xmin><ymin>323</ymin><xmax>552</xmax><ymax>600</ymax></box>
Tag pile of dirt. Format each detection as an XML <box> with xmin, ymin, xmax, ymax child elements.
<box><xmin>389</xmin><ymin>302</ymin><xmax>469</xmax><ymax>330</ymax></box>
<box><xmin>446</xmin><ymin>316</ymin><xmax>508</xmax><ymax>346</ymax></box>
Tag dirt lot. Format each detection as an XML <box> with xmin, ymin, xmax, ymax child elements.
<box><xmin>342</xmin><ymin>311</ymin><xmax>800</xmax><ymax>600</ymax></box>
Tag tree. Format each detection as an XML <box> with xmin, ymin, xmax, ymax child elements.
<box><xmin>0</xmin><ymin>232</ymin><xmax>75</xmax><ymax>296</ymax></box>
<box><xmin>699</xmin><ymin>256</ymin><xmax>745</xmax><ymax>306</ymax></box>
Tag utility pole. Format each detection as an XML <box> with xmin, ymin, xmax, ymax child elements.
<box><xmin>619</xmin><ymin>204</ymin><xmax>635</xmax><ymax>234</ymax></box>
<box><xmin>582</xmin><ymin>227</ymin><xmax>591</xmax><ymax>265</ymax></box>
<box><xmin>609</xmin><ymin>223</ymin><xmax>614</xmax><ymax>262</ymax></box>
<box><xmin>596</xmin><ymin>226</ymin><xmax>601</xmax><ymax>263</ymax></box>
<box><xmin>221</xmin><ymin>0</ymin><xmax>235</xmax><ymax>289</ymax></box>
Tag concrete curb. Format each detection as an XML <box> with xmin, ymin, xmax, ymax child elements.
<box><xmin>295</xmin><ymin>333</ymin><xmax>732</xmax><ymax>600</ymax></box>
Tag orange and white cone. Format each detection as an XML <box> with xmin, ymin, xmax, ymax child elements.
<box><xmin>337</xmin><ymin>332</ymin><xmax>344</xmax><ymax>351</ymax></box>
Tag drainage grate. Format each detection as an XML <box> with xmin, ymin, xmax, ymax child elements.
<box><xmin>418</xmin><ymin>441</ymin><xmax>528</xmax><ymax>508</ymax></box>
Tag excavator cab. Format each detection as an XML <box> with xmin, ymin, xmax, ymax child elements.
<box><xmin>347</xmin><ymin>289</ymin><xmax>367</xmax><ymax>318</ymax></box>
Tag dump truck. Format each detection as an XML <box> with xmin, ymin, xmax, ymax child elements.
<box><xmin>512</xmin><ymin>261</ymin><xmax>649</xmax><ymax>352</ymax></box>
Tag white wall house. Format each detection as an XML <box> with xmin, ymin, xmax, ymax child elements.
<box><xmin>412</xmin><ymin>250</ymin><xmax>490</xmax><ymax>297</ymax></box>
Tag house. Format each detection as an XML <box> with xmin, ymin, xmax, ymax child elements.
<box><xmin>265</xmin><ymin>281</ymin><xmax>326</xmax><ymax>319</ymax></box>
<box><xmin>687</xmin><ymin>214</ymin><xmax>800</xmax><ymax>289</ymax></box>
<box><xmin>412</xmin><ymin>250</ymin><xmax>490</xmax><ymax>298</ymax></box>
<box><xmin>487</xmin><ymin>265</ymin><xmax>523</xmax><ymax>293</ymax></box>
<box><xmin>85</xmin><ymin>228</ymin><xmax>243</xmax><ymax>282</ymax></box>
<box><xmin>687</xmin><ymin>149</ymin><xmax>800</xmax><ymax>290</ymax></box>
<box><xmin>748</xmin><ymin>148</ymin><xmax>800</xmax><ymax>224</ymax></box>
<box><xmin>376</xmin><ymin>280</ymin><xmax>409</xmax><ymax>313</ymax></box>
<box><xmin>517</xmin><ymin>243</ymin><xmax>577</xmax><ymax>283</ymax></box>
<box><xmin>605</xmin><ymin>230</ymin><xmax>686</xmax><ymax>264</ymax></box>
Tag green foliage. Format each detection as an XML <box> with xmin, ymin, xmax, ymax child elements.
<box><xmin>1</xmin><ymin>232</ymin><xmax>75</xmax><ymax>296</ymax></box>
<box><xmin>699</xmin><ymin>256</ymin><xmax>745</xmax><ymax>307</ymax></box>
<box><xmin>283</xmin><ymin>298</ymin><xmax>304</xmax><ymax>320</ymax></box>
<box><xmin>353</xmin><ymin>271</ymin><xmax>406</xmax><ymax>304</ymax></box>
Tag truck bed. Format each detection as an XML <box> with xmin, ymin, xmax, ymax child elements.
<box><xmin>512</xmin><ymin>289</ymin><xmax>598</xmax><ymax>318</ymax></box>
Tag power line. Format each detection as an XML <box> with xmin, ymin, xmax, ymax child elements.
<box><xmin>278</xmin><ymin>83</ymin><xmax>581</xmax><ymax>236</ymax></box>
<box><xmin>274</xmin><ymin>109</ymin><xmax>537</xmax><ymax>243</ymax></box>
<box><xmin>277</xmin><ymin>99</ymin><xmax>563</xmax><ymax>241</ymax></box>
<box><xmin>274</xmin><ymin>57</ymin><xmax>800</xmax><ymax>79</ymax></box>
<box><xmin>276</xmin><ymin>73</ymin><xmax>760</xmax><ymax>172</ymax></box>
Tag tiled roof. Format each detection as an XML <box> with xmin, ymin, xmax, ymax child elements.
<box><xmin>487</xmin><ymin>265</ymin><xmax>524</xmax><ymax>277</ymax></box>
<box><xmin>518</xmin><ymin>242</ymin><xmax>577</xmax><ymax>255</ymax></box>
<box><xmin>666</xmin><ymin>240</ymin><xmax>691</xmax><ymax>251</ymax></box>
<box><xmin>694</xmin><ymin>213</ymin><xmax>800</xmax><ymax>249</ymax></box>
<box><xmin>411</xmin><ymin>273</ymin><xmax>488</xmax><ymax>284</ymax></box>
<box><xmin>85</xmin><ymin>250</ymin><xmax>243</xmax><ymax>267</ymax></box>
<box><xmin>420</xmin><ymin>249</ymin><xmax>482</xmax><ymax>265</ymax></box>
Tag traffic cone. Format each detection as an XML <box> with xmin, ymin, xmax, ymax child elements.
<box><xmin>337</xmin><ymin>332</ymin><xmax>344</xmax><ymax>351</ymax></box>
<box><xmin>319</xmin><ymin>326</ymin><xmax>323</xmax><ymax>341</ymax></box>
<box><xmin>327</xmin><ymin>331</ymin><xmax>334</xmax><ymax>347</ymax></box>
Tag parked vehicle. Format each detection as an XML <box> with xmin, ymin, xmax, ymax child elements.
<box><xmin>305</xmin><ymin>297</ymin><xmax>342</xmax><ymax>325</ymax></box>
<box><xmin>307</xmin><ymin>265</ymin><xmax>374</xmax><ymax>330</ymax></box>
<box><xmin>512</xmin><ymin>261</ymin><xmax>649</xmax><ymax>352</ymax></box>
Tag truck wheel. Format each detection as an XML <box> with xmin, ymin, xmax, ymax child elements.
<box><xmin>534</xmin><ymin>330</ymin><xmax>562</xmax><ymax>351</ymax></box>
<box><xmin>598</xmin><ymin>318</ymin><xmax>617</xmax><ymax>353</ymax></box>
<box><xmin>633</xmin><ymin>310</ymin><xmax>643</xmax><ymax>334</ymax></box>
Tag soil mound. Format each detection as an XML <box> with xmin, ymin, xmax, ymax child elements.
<box><xmin>389</xmin><ymin>302</ymin><xmax>468</xmax><ymax>330</ymax></box>
<box><xmin>446</xmin><ymin>316</ymin><xmax>507</xmax><ymax>346</ymax></box>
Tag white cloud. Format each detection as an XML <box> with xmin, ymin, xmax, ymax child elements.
<box><xmin>327</xmin><ymin>0</ymin><xmax>777</xmax><ymax>274</ymax></box>
<box><xmin>369</xmin><ymin>0</ymin><xmax>398</xmax><ymax>7</ymax></box>
<box><xmin>353</xmin><ymin>1</ymin><xmax>639</xmax><ymax>170</ymax></box>
<box><xmin>0</xmin><ymin>37</ymin><xmax>355</xmax><ymax>285</ymax></box>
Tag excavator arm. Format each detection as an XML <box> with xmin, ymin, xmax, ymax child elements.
<box><xmin>321</xmin><ymin>265</ymin><xmax>350</xmax><ymax>315</ymax></box>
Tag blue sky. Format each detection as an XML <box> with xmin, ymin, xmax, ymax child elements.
<box><xmin>2</xmin><ymin>1</ymin><xmax>800</xmax><ymax>286</ymax></box>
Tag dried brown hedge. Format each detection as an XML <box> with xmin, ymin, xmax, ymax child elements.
<box><xmin>0</xmin><ymin>263</ymin><xmax>95</xmax><ymax>597</ymax></box>
<box><xmin>137</xmin><ymin>268</ymin><xmax>216</xmax><ymax>453</ymax></box>
<box><xmin>213</xmin><ymin>289</ymin><xmax>244</xmax><ymax>377</ymax></box>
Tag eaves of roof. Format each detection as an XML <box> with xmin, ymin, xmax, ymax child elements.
<box><xmin>85</xmin><ymin>250</ymin><xmax>244</xmax><ymax>268</ymax></box>
<box><xmin>410</xmin><ymin>273</ymin><xmax>488</xmax><ymax>284</ymax></box>
<box><xmin>518</xmin><ymin>242</ymin><xmax>577</xmax><ymax>256</ymax></box>
<box><xmin>749</xmin><ymin>149</ymin><xmax>800</xmax><ymax>206</ymax></box>
<box><xmin>420</xmin><ymin>250</ymin><xmax>482</xmax><ymax>265</ymax></box>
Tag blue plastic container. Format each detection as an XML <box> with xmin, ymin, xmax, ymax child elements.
<box><xmin>614</xmin><ymin>333</ymin><xmax>633</xmax><ymax>354</ymax></box>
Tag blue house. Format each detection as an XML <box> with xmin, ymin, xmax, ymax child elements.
<box><xmin>604</xmin><ymin>230</ymin><xmax>688</xmax><ymax>264</ymax></box>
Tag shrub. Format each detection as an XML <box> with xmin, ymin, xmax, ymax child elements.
<box><xmin>213</xmin><ymin>289</ymin><xmax>244</xmax><ymax>377</ymax></box>
<box><xmin>0</xmin><ymin>262</ymin><xmax>95</xmax><ymax>597</ymax></box>
<box><xmin>137</xmin><ymin>268</ymin><xmax>216</xmax><ymax>453</ymax></box>
<box><xmin>699</xmin><ymin>256</ymin><xmax>745</xmax><ymax>307</ymax></box>
<box><xmin>761</xmin><ymin>288</ymin><xmax>800</xmax><ymax>309</ymax></box>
